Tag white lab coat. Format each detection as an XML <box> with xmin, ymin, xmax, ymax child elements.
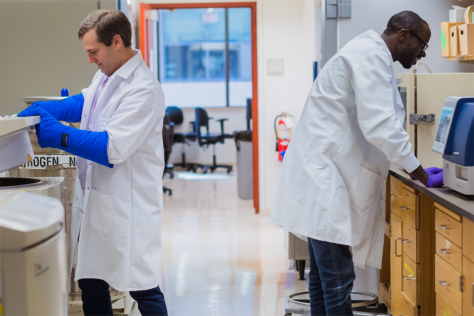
<box><xmin>70</xmin><ymin>51</ymin><xmax>165</xmax><ymax>291</ymax></box>
<box><xmin>269</xmin><ymin>30</ymin><xmax>420</xmax><ymax>269</ymax></box>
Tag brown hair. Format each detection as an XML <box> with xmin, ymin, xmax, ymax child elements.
<box><xmin>78</xmin><ymin>10</ymin><xmax>132</xmax><ymax>47</ymax></box>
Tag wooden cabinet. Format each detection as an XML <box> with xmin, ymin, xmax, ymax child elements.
<box><xmin>383</xmin><ymin>174</ymin><xmax>474</xmax><ymax>316</ymax></box>
<box><xmin>436</xmin><ymin>232</ymin><xmax>463</xmax><ymax>273</ymax></box>
<box><xmin>402</xmin><ymin>253</ymin><xmax>418</xmax><ymax>305</ymax></box>
<box><xmin>403</xmin><ymin>223</ymin><xmax>418</xmax><ymax>263</ymax></box>
<box><xmin>463</xmin><ymin>256</ymin><xmax>474</xmax><ymax>316</ymax></box>
<box><xmin>391</xmin><ymin>212</ymin><xmax>403</xmax><ymax>316</ymax></box>
<box><xmin>463</xmin><ymin>218</ymin><xmax>474</xmax><ymax>316</ymax></box>
<box><xmin>387</xmin><ymin>176</ymin><xmax>434</xmax><ymax>316</ymax></box>
<box><xmin>436</xmin><ymin>293</ymin><xmax>461</xmax><ymax>316</ymax></box>
<box><xmin>435</xmin><ymin>254</ymin><xmax>463</xmax><ymax>314</ymax></box>
<box><xmin>435</xmin><ymin>208</ymin><xmax>463</xmax><ymax>247</ymax></box>
<box><xmin>463</xmin><ymin>217</ymin><xmax>474</xmax><ymax>264</ymax></box>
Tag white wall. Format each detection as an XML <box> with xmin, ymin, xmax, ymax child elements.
<box><xmin>136</xmin><ymin>0</ymin><xmax>320</xmax><ymax>210</ymax></box>
<box><xmin>338</xmin><ymin>0</ymin><xmax>474</xmax><ymax>73</ymax></box>
<box><xmin>0</xmin><ymin>0</ymin><xmax>116</xmax><ymax>116</ymax></box>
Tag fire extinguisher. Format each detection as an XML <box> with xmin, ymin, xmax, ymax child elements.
<box><xmin>274</xmin><ymin>112</ymin><xmax>294</xmax><ymax>161</ymax></box>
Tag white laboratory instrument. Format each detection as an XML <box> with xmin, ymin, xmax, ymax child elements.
<box><xmin>0</xmin><ymin>116</ymin><xmax>39</xmax><ymax>172</ymax></box>
<box><xmin>433</xmin><ymin>96</ymin><xmax>474</xmax><ymax>195</ymax></box>
<box><xmin>0</xmin><ymin>116</ymin><xmax>68</xmax><ymax>315</ymax></box>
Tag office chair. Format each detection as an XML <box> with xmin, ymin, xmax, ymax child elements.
<box><xmin>246</xmin><ymin>98</ymin><xmax>252</xmax><ymax>131</ymax></box>
<box><xmin>165</xmin><ymin>106</ymin><xmax>203</xmax><ymax>173</ymax></box>
<box><xmin>194</xmin><ymin>107</ymin><xmax>233</xmax><ymax>174</ymax></box>
<box><xmin>162</xmin><ymin>114</ymin><xmax>173</xmax><ymax>196</ymax></box>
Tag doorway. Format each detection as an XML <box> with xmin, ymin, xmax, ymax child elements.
<box><xmin>140</xmin><ymin>2</ymin><xmax>259</xmax><ymax>213</ymax></box>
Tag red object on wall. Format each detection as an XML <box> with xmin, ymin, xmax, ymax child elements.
<box><xmin>277</xmin><ymin>139</ymin><xmax>289</xmax><ymax>161</ymax></box>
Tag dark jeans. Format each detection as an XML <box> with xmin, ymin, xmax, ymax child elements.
<box><xmin>78</xmin><ymin>278</ymin><xmax>168</xmax><ymax>316</ymax></box>
<box><xmin>307</xmin><ymin>237</ymin><xmax>355</xmax><ymax>316</ymax></box>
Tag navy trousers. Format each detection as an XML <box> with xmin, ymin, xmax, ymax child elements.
<box><xmin>307</xmin><ymin>237</ymin><xmax>355</xmax><ymax>316</ymax></box>
<box><xmin>78</xmin><ymin>278</ymin><xmax>168</xmax><ymax>316</ymax></box>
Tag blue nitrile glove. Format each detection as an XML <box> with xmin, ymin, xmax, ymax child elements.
<box><xmin>426</xmin><ymin>170</ymin><xmax>444</xmax><ymax>188</ymax></box>
<box><xmin>31</xmin><ymin>107</ymin><xmax>112</xmax><ymax>168</ymax></box>
<box><xmin>18</xmin><ymin>93</ymin><xmax>84</xmax><ymax>122</ymax></box>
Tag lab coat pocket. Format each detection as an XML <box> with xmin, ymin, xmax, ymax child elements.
<box><xmin>349</xmin><ymin>166</ymin><xmax>384</xmax><ymax>217</ymax></box>
<box><xmin>89</xmin><ymin>188</ymin><xmax>113</xmax><ymax>233</ymax></box>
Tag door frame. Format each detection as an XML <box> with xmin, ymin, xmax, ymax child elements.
<box><xmin>139</xmin><ymin>2</ymin><xmax>259</xmax><ymax>214</ymax></box>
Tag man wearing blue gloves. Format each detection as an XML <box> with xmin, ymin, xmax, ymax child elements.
<box><xmin>19</xmin><ymin>10</ymin><xmax>168</xmax><ymax>316</ymax></box>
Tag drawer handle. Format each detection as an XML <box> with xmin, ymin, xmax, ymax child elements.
<box><xmin>402</xmin><ymin>239</ymin><xmax>410</xmax><ymax>243</ymax></box>
<box><xmin>439</xmin><ymin>280</ymin><xmax>450</xmax><ymax>286</ymax></box>
<box><xmin>390</xmin><ymin>194</ymin><xmax>395</xmax><ymax>198</ymax></box>
<box><xmin>439</xmin><ymin>249</ymin><xmax>451</xmax><ymax>254</ymax></box>
<box><xmin>403</xmin><ymin>275</ymin><xmax>415</xmax><ymax>280</ymax></box>
<box><xmin>401</xmin><ymin>206</ymin><xmax>409</xmax><ymax>210</ymax></box>
<box><xmin>472</xmin><ymin>283</ymin><xmax>473</xmax><ymax>307</ymax></box>
<box><xmin>395</xmin><ymin>238</ymin><xmax>402</xmax><ymax>257</ymax></box>
<box><xmin>439</xmin><ymin>225</ymin><xmax>449</xmax><ymax>230</ymax></box>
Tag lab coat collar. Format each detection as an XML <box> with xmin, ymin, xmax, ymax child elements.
<box><xmin>113</xmin><ymin>49</ymin><xmax>143</xmax><ymax>80</ymax></box>
<box><xmin>365</xmin><ymin>30</ymin><xmax>393</xmax><ymax>60</ymax></box>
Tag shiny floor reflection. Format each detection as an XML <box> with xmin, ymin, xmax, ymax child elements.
<box><xmin>158</xmin><ymin>171</ymin><xmax>309</xmax><ymax>316</ymax></box>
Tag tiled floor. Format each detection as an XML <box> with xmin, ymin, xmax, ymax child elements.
<box><xmin>156</xmin><ymin>171</ymin><xmax>309</xmax><ymax>316</ymax></box>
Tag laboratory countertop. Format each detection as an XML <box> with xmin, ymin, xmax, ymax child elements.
<box><xmin>390</xmin><ymin>164</ymin><xmax>474</xmax><ymax>222</ymax></box>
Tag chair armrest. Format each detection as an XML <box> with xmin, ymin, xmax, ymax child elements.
<box><xmin>215</xmin><ymin>118</ymin><xmax>228</xmax><ymax>135</ymax></box>
<box><xmin>189</xmin><ymin>121</ymin><xmax>196</xmax><ymax>132</ymax></box>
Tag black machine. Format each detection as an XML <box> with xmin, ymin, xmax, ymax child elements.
<box><xmin>194</xmin><ymin>107</ymin><xmax>233</xmax><ymax>174</ymax></box>
<box><xmin>162</xmin><ymin>114</ymin><xmax>173</xmax><ymax>195</ymax></box>
<box><xmin>165</xmin><ymin>106</ymin><xmax>203</xmax><ymax>173</ymax></box>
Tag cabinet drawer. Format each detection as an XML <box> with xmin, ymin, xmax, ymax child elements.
<box><xmin>402</xmin><ymin>253</ymin><xmax>418</xmax><ymax>305</ymax></box>
<box><xmin>400</xmin><ymin>291</ymin><xmax>418</xmax><ymax>316</ymax></box>
<box><xmin>463</xmin><ymin>257</ymin><xmax>474</xmax><ymax>316</ymax></box>
<box><xmin>435</xmin><ymin>209</ymin><xmax>462</xmax><ymax>247</ymax></box>
<box><xmin>403</xmin><ymin>223</ymin><xmax>418</xmax><ymax>263</ymax></box>
<box><xmin>390</xmin><ymin>176</ymin><xmax>404</xmax><ymax>218</ymax></box>
<box><xmin>463</xmin><ymin>217</ymin><xmax>474</xmax><ymax>263</ymax></box>
<box><xmin>401</xmin><ymin>189</ymin><xmax>419</xmax><ymax>230</ymax></box>
<box><xmin>436</xmin><ymin>292</ymin><xmax>461</xmax><ymax>316</ymax></box>
<box><xmin>435</xmin><ymin>232</ymin><xmax>462</xmax><ymax>273</ymax></box>
<box><xmin>435</xmin><ymin>254</ymin><xmax>462</xmax><ymax>315</ymax></box>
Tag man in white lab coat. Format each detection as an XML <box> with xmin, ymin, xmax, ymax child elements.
<box><xmin>269</xmin><ymin>11</ymin><xmax>442</xmax><ymax>315</ymax></box>
<box><xmin>19</xmin><ymin>10</ymin><xmax>168</xmax><ymax>316</ymax></box>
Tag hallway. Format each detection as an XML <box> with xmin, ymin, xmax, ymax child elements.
<box><xmin>159</xmin><ymin>172</ymin><xmax>309</xmax><ymax>315</ymax></box>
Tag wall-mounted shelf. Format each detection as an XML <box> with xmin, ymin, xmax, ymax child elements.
<box><xmin>447</xmin><ymin>55</ymin><xmax>474</xmax><ymax>61</ymax></box>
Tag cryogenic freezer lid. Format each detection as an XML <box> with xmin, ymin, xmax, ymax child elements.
<box><xmin>0</xmin><ymin>116</ymin><xmax>40</xmax><ymax>138</ymax></box>
<box><xmin>19</xmin><ymin>96</ymin><xmax>66</xmax><ymax>104</ymax></box>
<box><xmin>0</xmin><ymin>117</ymin><xmax>39</xmax><ymax>172</ymax></box>
<box><xmin>0</xmin><ymin>191</ymin><xmax>63</xmax><ymax>250</ymax></box>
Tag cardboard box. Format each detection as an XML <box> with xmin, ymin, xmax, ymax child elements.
<box><xmin>441</xmin><ymin>22</ymin><xmax>464</xmax><ymax>57</ymax></box>
<box><xmin>450</xmin><ymin>24</ymin><xmax>461</xmax><ymax>57</ymax></box>
<box><xmin>459</xmin><ymin>23</ymin><xmax>474</xmax><ymax>56</ymax></box>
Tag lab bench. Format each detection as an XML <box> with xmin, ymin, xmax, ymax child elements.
<box><xmin>379</xmin><ymin>165</ymin><xmax>474</xmax><ymax>316</ymax></box>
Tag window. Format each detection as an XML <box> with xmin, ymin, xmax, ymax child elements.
<box><xmin>151</xmin><ymin>8</ymin><xmax>252</xmax><ymax>107</ymax></box>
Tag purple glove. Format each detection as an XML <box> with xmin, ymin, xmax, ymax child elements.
<box><xmin>425</xmin><ymin>167</ymin><xmax>443</xmax><ymax>175</ymax></box>
<box><xmin>426</xmin><ymin>170</ymin><xmax>444</xmax><ymax>188</ymax></box>
<box><xmin>409</xmin><ymin>167</ymin><xmax>443</xmax><ymax>180</ymax></box>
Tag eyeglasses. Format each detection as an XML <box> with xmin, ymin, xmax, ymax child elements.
<box><xmin>400</xmin><ymin>28</ymin><xmax>429</xmax><ymax>51</ymax></box>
